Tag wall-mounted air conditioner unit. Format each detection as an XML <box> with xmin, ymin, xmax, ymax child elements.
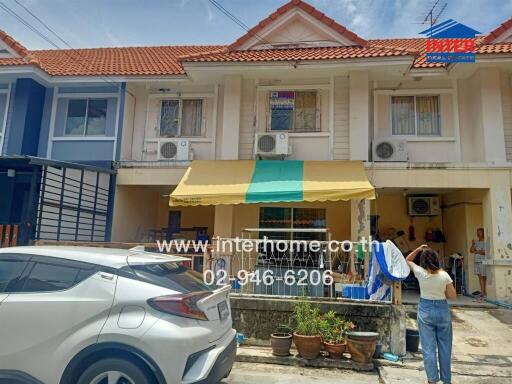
<box><xmin>372</xmin><ymin>138</ymin><xmax>408</xmax><ymax>162</ymax></box>
<box><xmin>254</xmin><ymin>132</ymin><xmax>289</xmax><ymax>158</ymax></box>
<box><xmin>408</xmin><ymin>196</ymin><xmax>441</xmax><ymax>216</ymax></box>
<box><xmin>158</xmin><ymin>139</ymin><xmax>191</xmax><ymax>161</ymax></box>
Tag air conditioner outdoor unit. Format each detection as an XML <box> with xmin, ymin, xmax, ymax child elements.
<box><xmin>254</xmin><ymin>132</ymin><xmax>289</xmax><ymax>158</ymax></box>
<box><xmin>408</xmin><ymin>196</ymin><xmax>441</xmax><ymax>216</ymax></box>
<box><xmin>372</xmin><ymin>138</ymin><xmax>408</xmax><ymax>162</ymax></box>
<box><xmin>158</xmin><ymin>139</ymin><xmax>191</xmax><ymax>161</ymax></box>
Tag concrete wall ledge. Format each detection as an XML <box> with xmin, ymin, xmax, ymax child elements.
<box><xmin>230</xmin><ymin>294</ymin><xmax>406</xmax><ymax>355</ymax></box>
<box><xmin>230</xmin><ymin>295</ymin><xmax>392</xmax><ymax>317</ymax></box>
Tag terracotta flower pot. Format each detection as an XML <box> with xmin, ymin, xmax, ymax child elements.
<box><xmin>270</xmin><ymin>332</ymin><xmax>293</xmax><ymax>357</ymax></box>
<box><xmin>323</xmin><ymin>340</ymin><xmax>347</xmax><ymax>359</ymax></box>
<box><xmin>293</xmin><ymin>332</ymin><xmax>322</xmax><ymax>360</ymax></box>
<box><xmin>347</xmin><ymin>337</ymin><xmax>377</xmax><ymax>363</ymax></box>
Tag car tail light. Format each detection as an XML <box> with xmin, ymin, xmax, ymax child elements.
<box><xmin>147</xmin><ymin>292</ymin><xmax>211</xmax><ymax>321</ymax></box>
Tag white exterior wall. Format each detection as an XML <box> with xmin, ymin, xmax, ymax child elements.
<box><xmin>502</xmin><ymin>72</ymin><xmax>512</xmax><ymax>161</ymax></box>
<box><xmin>239</xmin><ymin>79</ymin><xmax>257</xmax><ymax>160</ymax></box>
<box><xmin>333</xmin><ymin>76</ymin><xmax>349</xmax><ymax>160</ymax></box>
<box><xmin>373</xmin><ymin>78</ymin><xmax>460</xmax><ymax>163</ymax></box>
<box><xmin>120</xmin><ymin>83</ymin><xmax>217</xmax><ymax>162</ymax></box>
<box><xmin>349</xmin><ymin>71</ymin><xmax>369</xmax><ymax>161</ymax></box>
<box><xmin>480</xmin><ymin>68</ymin><xmax>507</xmax><ymax>162</ymax></box>
<box><xmin>249</xmin><ymin>78</ymin><xmax>331</xmax><ymax>160</ymax></box>
<box><xmin>459</xmin><ymin>72</ymin><xmax>485</xmax><ymax>163</ymax></box>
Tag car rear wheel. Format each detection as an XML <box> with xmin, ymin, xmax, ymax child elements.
<box><xmin>77</xmin><ymin>357</ymin><xmax>153</xmax><ymax>384</ymax></box>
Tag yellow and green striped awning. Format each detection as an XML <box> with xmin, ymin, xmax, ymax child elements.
<box><xmin>169</xmin><ymin>160</ymin><xmax>375</xmax><ymax>207</ymax></box>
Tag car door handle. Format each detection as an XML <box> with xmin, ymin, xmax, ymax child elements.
<box><xmin>99</xmin><ymin>272</ymin><xmax>114</xmax><ymax>280</ymax></box>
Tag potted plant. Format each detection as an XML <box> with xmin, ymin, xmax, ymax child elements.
<box><xmin>319</xmin><ymin>310</ymin><xmax>355</xmax><ymax>359</ymax></box>
<box><xmin>292</xmin><ymin>300</ymin><xmax>322</xmax><ymax>360</ymax></box>
<box><xmin>270</xmin><ymin>325</ymin><xmax>293</xmax><ymax>357</ymax></box>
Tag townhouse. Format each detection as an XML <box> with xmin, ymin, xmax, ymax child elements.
<box><xmin>0</xmin><ymin>34</ymin><xmax>124</xmax><ymax>243</ymax></box>
<box><xmin>0</xmin><ymin>0</ymin><xmax>512</xmax><ymax>302</ymax></box>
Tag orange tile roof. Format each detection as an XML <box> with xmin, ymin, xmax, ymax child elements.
<box><xmin>0</xmin><ymin>28</ymin><xmax>29</xmax><ymax>57</ymax></box>
<box><xmin>483</xmin><ymin>16</ymin><xmax>512</xmax><ymax>44</ymax></box>
<box><xmin>0</xmin><ymin>45</ymin><xmax>223</xmax><ymax>76</ymax></box>
<box><xmin>227</xmin><ymin>0</ymin><xmax>367</xmax><ymax>50</ymax></box>
<box><xmin>0</xmin><ymin>11</ymin><xmax>511</xmax><ymax>77</ymax></box>
<box><xmin>478</xmin><ymin>42</ymin><xmax>512</xmax><ymax>54</ymax></box>
<box><xmin>370</xmin><ymin>38</ymin><xmax>447</xmax><ymax>68</ymax></box>
<box><xmin>369</xmin><ymin>38</ymin><xmax>512</xmax><ymax>68</ymax></box>
<box><xmin>179</xmin><ymin>45</ymin><xmax>415</xmax><ymax>63</ymax></box>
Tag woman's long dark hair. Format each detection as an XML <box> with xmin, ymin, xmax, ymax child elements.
<box><xmin>420</xmin><ymin>248</ymin><xmax>441</xmax><ymax>273</ymax></box>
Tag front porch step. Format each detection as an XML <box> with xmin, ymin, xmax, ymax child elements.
<box><xmin>235</xmin><ymin>346</ymin><xmax>374</xmax><ymax>372</ymax></box>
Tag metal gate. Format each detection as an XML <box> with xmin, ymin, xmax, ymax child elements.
<box><xmin>36</xmin><ymin>164</ymin><xmax>114</xmax><ymax>242</ymax></box>
<box><xmin>0</xmin><ymin>224</ymin><xmax>20</xmax><ymax>247</ymax></box>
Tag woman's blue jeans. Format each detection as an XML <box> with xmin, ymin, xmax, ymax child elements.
<box><xmin>418</xmin><ymin>298</ymin><xmax>452</xmax><ymax>384</ymax></box>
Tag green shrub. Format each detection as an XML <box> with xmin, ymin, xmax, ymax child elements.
<box><xmin>292</xmin><ymin>300</ymin><xmax>321</xmax><ymax>336</ymax></box>
<box><xmin>318</xmin><ymin>310</ymin><xmax>355</xmax><ymax>344</ymax></box>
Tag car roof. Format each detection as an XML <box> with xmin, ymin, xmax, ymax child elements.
<box><xmin>0</xmin><ymin>246</ymin><xmax>190</xmax><ymax>269</ymax></box>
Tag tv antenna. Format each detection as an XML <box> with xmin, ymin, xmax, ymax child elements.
<box><xmin>421</xmin><ymin>0</ymin><xmax>448</xmax><ymax>37</ymax></box>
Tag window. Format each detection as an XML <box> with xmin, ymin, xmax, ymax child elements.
<box><xmin>128</xmin><ymin>262</ymin><xmax>213</xmax><ymax>293</ymax></box>
<box><xmin>269</xmin><ymin>91</ymin><xmax>318</xmax><ymax>132</ymax></box>
<box><xmin>391</xmin><ymin>95</ymin><xmax>440</xmax><ymax>136</ymax></box>
<box><xmin>20</xmin><ymin>259</ymin><xmax>97</xmax><ymax>292</ymax></box>
<box><xmin>0</xmin><ymin>259</ymin><xmax>28</xmax><ymax>293</ymax></box>
<box><xmin>259</xmin><ymin>207</ymin><xmax>326</xmax><ymax>241</ymax></box>
<box><xmin>160</xmin><ymin>99</ymin><xmax>203</xmax><ymax>137</ymax></box>
<box><xmin>65</xmin><ymin>98</ymin><xmax>108</xmax><ymax>136</ymax></box>
<box><xmin>258</xmin><ymin>207</ymin><xmax>326</xmax><ymax>268</ymax></box>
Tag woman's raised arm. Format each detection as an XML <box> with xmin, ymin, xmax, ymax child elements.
<box><xmin>405</xmin><ymin>244</ymin><xmax>429</xmax><ymax>271</ymax></box>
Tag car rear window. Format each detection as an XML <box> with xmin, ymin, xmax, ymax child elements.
<box><xmin>129</xmin><ymin>262</ymin><xmax>213</xmax><ymax>293</ymax></box>
<box><xmin>0</xmin><ymin>259</ymin><xmax>28</xmax><ymax>293</ymax></box>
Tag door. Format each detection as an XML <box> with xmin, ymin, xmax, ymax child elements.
<box><xmin>167</xmin><ymin>210</ymin><xmax>181</xmax><ymax>240</ymax></box>
<box><xmin>0</xmin><ymin>256</ymin><xmax>117</xmax><ymax>383</ymax></box>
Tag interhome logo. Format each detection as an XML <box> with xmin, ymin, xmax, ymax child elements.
<box><xmin>420</xmin><ymin>19</ymin><xmax>481</xmax><ymax>63</ymax></box>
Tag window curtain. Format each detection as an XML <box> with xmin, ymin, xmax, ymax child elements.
<box><xmin>181</xmin><ymin>99</ymin><xmax>203</xmax><ymax>136</ymax></box>
<box><xmin>391</xmin><ymin>96</ymin><xmax>415</xmax><ymax>135</ymax></box>
<box><xmin>416</xmin><ymin>96</ymin><xmax>440</xmax><ymax>135</ymax></box>
<box><xmin>160</xmin><ymin>100</ymin><xmax>179</xmax><ymax>137</ymax></box>
<box><xmin>294</xmin><ymin>91</ymin><xmax>317</xmax><ymax>132</ymax></box>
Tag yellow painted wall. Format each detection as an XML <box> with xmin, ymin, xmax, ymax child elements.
<box><xmin>112</xmin><ymin>185</ymin><xmax>216</xmax><ymax>242</ymax></box>
<box><xmin>371</xmin><ymin>193</ymin><xmax>445</xmax><ymax>258</ymax></box>
<box><xmin>112</xmin><ymin>185</ymin><xmax>160</xmax><ymax>242</ymax></box>
<box><xmin>155</xmin><ymin>200</ymin><xmax>215</xmax><ymax>240</ymax></box>
<box><xmin>442</xmin><ymin>188</ymin><xmax>485</xmax><ymax>293</ymax></box>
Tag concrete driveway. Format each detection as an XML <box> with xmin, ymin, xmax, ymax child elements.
<box><xmin>222</xmin><ymin>362</ymin><xmax>380</xmax><ymax>384</ymax></box>
<box><xmin>225</xmin><ymin>307</ymin><xmax>512</xmax><ymax>384</ymax></box>
<box><xmin>379</xmin><ymin>307</ymin><xmax>512</xmax><ymax>383</ymax></box>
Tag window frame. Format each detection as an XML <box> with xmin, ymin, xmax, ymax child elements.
<box><xmin>64</xmin><ymin>98</ymin><xmax>108</xmax><ymax>137</ymax></box>
<box><xmin>268</xmin><ymin>90</ymin><xmax>320</xmax><ymax>133</ymax></box>
<box><xmin>258</xmin><ymin>207</ymin><xmax>327</xmax><ymax>241</ymax></box>
<box><xmin>390</xmin><ymin>94</ymin><xmax>441</xmax><ymax>137</ymax></box>
<box><xmin>158</xmin><ymin>98</ymin><xmax>205</xmax><ymax>138</ymax></box>
<box><xmin>0</xmin><ymin>85</ymin><xmax>11</xmax><ymax>155</ymax></box>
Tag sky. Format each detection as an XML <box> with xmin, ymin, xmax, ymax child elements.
<box><xmin>0</xmin><ymin>0</ymin><xmax>511</xmax><ymax>50</ymax></box>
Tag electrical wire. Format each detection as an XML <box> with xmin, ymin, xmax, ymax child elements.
<box><xmin>0</xmin><ymin>0</ymin><xmax>123</xmax><ymax>91</ymax></box>
<box><xmin>208</xmin><ymin>0</ymin><xmax>273</xmax><ymax>48</ymax></box>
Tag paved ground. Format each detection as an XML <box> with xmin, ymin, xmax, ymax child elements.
<box><xmin>379</xmin><ymin>307</ymin><xmax>512</xmax><ymax>383</ymax></box>
<box><xmin>402</xmin><ymin>291</ymin><xmax>497</xmax><ymax>309</ymax></box>
<box><xmin>222</xmin><ymin>362</ymin><xmax>380</xmax><ymax>384</ymax></box>
<box><xmin>228</xmin><ymin>307</ymin><xmax>512</xmax><ymax>383</ymax></box>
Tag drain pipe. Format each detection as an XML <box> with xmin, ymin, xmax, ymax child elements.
<box><xmin>463</xmin><ymin>293</ymin><xmax>512</xmax><ymax>310</ymax></box>
<box><xmin>483</xmin><ymin>297</ymin><xmax>512</xmax><ymax>310</ymax></box>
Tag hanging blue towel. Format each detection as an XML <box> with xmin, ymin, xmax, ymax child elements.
<box><xmin>368</xmin><ymin>241</ymin><xmax>409</xmax><ymax>301</ymax></box>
